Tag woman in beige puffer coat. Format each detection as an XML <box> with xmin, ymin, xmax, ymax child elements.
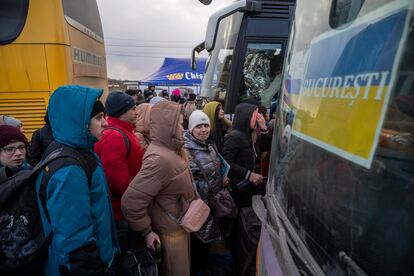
<box><xmin>122</xmin><ymin>101</ymin><xmax>195</xmax><ymax>276</ymax></box>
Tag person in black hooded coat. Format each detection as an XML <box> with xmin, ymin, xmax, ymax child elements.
<box><xmin>222</xmin><ymin>103</ymin><xmax>269</xmax><ymax>276</ymax></box>
<box><xmin>222</xmin><ymin>103</ymin><xmax>268</xmax><ymax>207</ymax></box>
<box><xmin>27</xmin><ymin>113</ymin><xmax>54</xmax><ymax>166</ymax></box>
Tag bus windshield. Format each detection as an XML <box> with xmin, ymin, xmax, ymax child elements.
<box><xmin>200</xmin><ymin>12</ymin><xmax>243</xmax><ymax>103</ymax></box>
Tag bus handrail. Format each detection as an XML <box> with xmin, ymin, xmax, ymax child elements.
<box><xmin>253</xmin><ymin>195</ymin><xmax>326</xmax><ymax>276</ymax></box>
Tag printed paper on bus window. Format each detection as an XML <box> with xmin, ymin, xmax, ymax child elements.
<box><xmin>288</xmin><ymin>7</ymin><xmax>411</xmax><ymax>168</ymax></box>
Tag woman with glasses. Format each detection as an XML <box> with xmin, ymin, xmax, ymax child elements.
<box><xmin>0</xmin><ymin>125</ymin><xmax>30</xmax><ymax>181</ymax></box>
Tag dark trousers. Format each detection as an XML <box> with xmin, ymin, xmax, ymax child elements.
<box><xmin>190</xmin><ymin>235</ymin><xmax>211</xmax><ymax>276</ymax></box>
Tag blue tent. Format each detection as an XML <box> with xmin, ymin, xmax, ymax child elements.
<box><xmin>140</xmin><ymin>57</ymin><xmax>206</xmax><ymax>86</ymax></box>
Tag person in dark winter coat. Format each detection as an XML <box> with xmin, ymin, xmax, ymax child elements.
<box><xmin>222</xmin><ymin>103</ymin><xmax>268</xmax><ymax>207</ymax></box>
<box><xmin>35</xmin><ymin>85</ymin><xmax>119</xmax><ymax>276</ymax></box>
<box><xmin>222</xmin><ymin>103</ymin><xmax>268</xmax><ymax>276</ymax></box>
<box><xmin>27</xmin><ymin>113</ymin><xmax>54</xmax><ymax>166</ymax></box>
<box><xmin>184</xmin><ymin>110</ymin><xmax>224</xmax><ymax>276</ymax></box>
<box><xmin>202</xmin><ymin>101</ymin><xmax>232</xmax><ymax>154</ymax></box>
<box><xmin>144</xmin><ymin>84</ymin><xmax>156</xmax><ymax>102</ymax></box>
<box><xmin>0</xmin><ymin>125</ymin><xmax>30</xmax><ymax>181</ymax></box>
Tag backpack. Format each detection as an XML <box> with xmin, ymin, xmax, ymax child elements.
<box><xmin>0</xmin><ymin>143</ymin><xmax>95</xmax><ymax>273</ymax></box>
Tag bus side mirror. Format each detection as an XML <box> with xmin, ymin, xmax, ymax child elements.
<box><xmin>192</xmin><ymin>42</ymin><xmax>205</xmax><ymax>70</ymax></box>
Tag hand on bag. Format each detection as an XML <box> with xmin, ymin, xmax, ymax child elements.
<box><xmin>256</xmin><ymin>113</ymin><xmax>267</xmax><ymax>131</ymax></box>
<box><xmin>223</xmin><ymin>177</ymin><xmax>229</xmax><ymax>187</ymax></box>
<box><xmin>145</xmin><ymin>231</ymin><xmax>161</xmax><ymax>250</ymax></box>
<box><xmin>249</xmin><ymin>172</ymin><xmax>263</xmax><ymax>186</ymax></box>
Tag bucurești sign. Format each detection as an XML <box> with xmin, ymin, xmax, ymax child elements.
<box><xmin>289</xmin><ymin>7</ymin><xmax>410</xmax><ymax>168</ymax></box>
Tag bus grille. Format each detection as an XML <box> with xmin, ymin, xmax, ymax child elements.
<box><xmin>0</xmin><ymin>98</ymin><xmax>47</xmax><ymax>139</ymax></box>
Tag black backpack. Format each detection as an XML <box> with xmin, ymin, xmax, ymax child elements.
<box><xmin>0</xmin><ymin>142</ymin><xmax>96</xmax><ymax>274</ymax></box>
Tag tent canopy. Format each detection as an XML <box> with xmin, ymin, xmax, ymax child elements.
<box><xmin>140</xmin><ymin>57</ymin><xmax>206</xmax><ymax>86</ymax></box>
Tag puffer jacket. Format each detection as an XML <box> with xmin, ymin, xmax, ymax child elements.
<box><xmin>28</xmin><ymin>124</ymin><xmax>53</xmax><ymax>166</ymax></box>
<box><xmin>35</xmin><ymin>85</ymin><xmax>119</xmax><ymax>276</ymax></box>
<box><xmin>135</xmin><ymin>103</ymin><xmax>152</xmax><ymax>153</ymax></box>
<box><xmin>184</xmin><ymin>131</ymin><xmax>222</xmax><ymax>243</ymax></box>
<box><xmin>0</xmin><ymin>161</ymin><xmax>31</xmax><ymax>182</ymax></box>
<box><xmin>222</xmin><ymin>103</ymin><xmax>262</xmax><ymax>207</ymax></box>
<box><xmin>121</xmin><ymin>101</ymin><xmax>195</xmax><ymax>235</ymax></box>
<box><xmin>94</xmin><ymin>116</ymin><xmax>143</xmax><ymax>220</ymax></box>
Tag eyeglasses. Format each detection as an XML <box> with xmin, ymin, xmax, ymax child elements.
<box><xmin>1</xmin><ymin>145</ymin><xmax>26</xmax><ymax>155</ymax></box>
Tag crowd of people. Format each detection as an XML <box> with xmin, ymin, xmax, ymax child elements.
<box><xmin>0</xmin><ymin>84</ymin><xmax>276</xmax><ymax>276</ymax></box>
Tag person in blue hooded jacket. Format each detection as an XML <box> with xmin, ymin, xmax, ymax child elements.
<box><xmin>35</xmin><ymin>85</ymin><xmax>119</xmax><ymax>275</ymax></box>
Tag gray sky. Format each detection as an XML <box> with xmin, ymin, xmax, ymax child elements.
<box><xmin>96</xmin><ymin>0</ymin><xmax>235</xmax><ymax>80</ymax></box>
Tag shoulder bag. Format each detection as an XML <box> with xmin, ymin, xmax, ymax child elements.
<box><xmin>156</xmin><ymin>170</ymin><xmax>210</xmax><ymax>233</ymax></box>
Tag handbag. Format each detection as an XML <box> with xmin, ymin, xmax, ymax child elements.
<box><xmin>211</xmin><ymin>188</ymin><xmax>235</xmax><ymax>218</ymax></box>
<box><xmin>180</xmin><ymin>198</ymin><xmax>210</xmax><ymax>232</ymax></box>
<box><xmin>121</xmin><ymin>248</ymin><xmax>159</xmax><ymax>276</ymax></box>
<box><xmin>156</xmin><ymin>170</ymin><xmax>210</xmax><ymax>233</ymax></box>
<box><xmin>191</xmin><ymin>152</ymin><xmax>235</xmax><ymax>219</ymax></box>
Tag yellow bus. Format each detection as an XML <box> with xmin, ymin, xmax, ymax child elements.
<box><xmin>0</xmin><ymin>0</ymin><xmax>108</xmax><ymax>138</ymax></box>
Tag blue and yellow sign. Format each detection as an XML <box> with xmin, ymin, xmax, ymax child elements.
<box><xmin>289</xmin><ymin>7</ymin><xmax>410</xmax><ymax>168</ymax></box>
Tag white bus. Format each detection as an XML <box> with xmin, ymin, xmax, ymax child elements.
<box><xmin>253</xmin><ymin>0</ymin><xmax>414</xmax><ymax>275</ymax></box>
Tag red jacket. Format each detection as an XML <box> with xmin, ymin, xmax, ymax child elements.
<box><xmin>95</xmin><ymin>117</ymin><xmax>143</xmax><ymax>220</ymax></box>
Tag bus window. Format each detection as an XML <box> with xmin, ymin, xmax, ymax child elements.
<box><xmin>329</xmin><ymin>0</ymin><xmax>364</xmax><ymax>28</ymax></box>
<box><xmin>241</xmin><ymin>42</ymin><xmax>282</xmax><ymax>108</ymax></box>
<box><xmin>200</xmin><ymin>12</ymin><xmax>243</xmax><ymax>107</ymax></box>
<box><xmin>62</xmin><ymin>0</ymin><xmax>104</xmax><ymax>41</ymax></box>
<box><xmin>0</xmin><ymin>0</ymin><xmax>29</xmax><ymax>44</ymax></box>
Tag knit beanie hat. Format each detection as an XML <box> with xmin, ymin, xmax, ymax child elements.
<box><xmin>149</xmin><ymin>96</ymin><xmax>167</xmax><ymax>106</ymax></box>
<box><xmin>105</xmin><ymin>91</ymin><xmax>135</xmax><ymax>118</ymax></box>
<box><xmin>0</xmin><ymin>125</ymin><xmax>28</xmax><ymax>148</ymax></box>
<box><xmin>188</xmin><ymin>110</ymin><xmax>210</xmax><ymax>133</ymax></box>
<box><xmin>90</xmin><ymin>100</ymin><xmax>105</xmax><ymax>118</ymax></box>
